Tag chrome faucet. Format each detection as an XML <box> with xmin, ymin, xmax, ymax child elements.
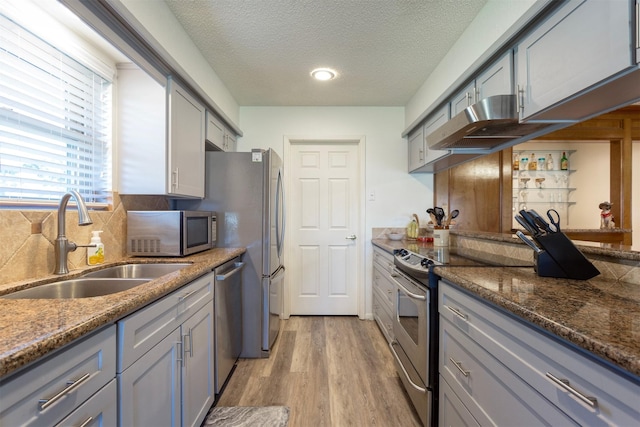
<box><xmin>54</xmin><ymin>190</ymin><xmax>93</xmax><ymax>274</ymax></box>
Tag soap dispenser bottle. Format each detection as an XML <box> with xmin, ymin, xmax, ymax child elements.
<box><xmin>87</xmin><ymin>230</ymin><xmax>105</xmax><ymax>265</ymax></box>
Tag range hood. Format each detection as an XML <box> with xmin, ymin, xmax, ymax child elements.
<box><xmin>426</xmin><ymin>95</ymin><xmax>556</xmax><ymax>151</ymax></box>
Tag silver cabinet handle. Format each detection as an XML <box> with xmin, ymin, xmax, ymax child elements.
<box><xmin>176</xmin><ymin>340</ymin><xmax>184</xmax><ymax>367</ymax></box>
<box><xmin>546</xmin><ymin>372</ymin><xmax>598</xmax><ymax>408</ymax></box>
<box><xmin>178</xmin><ymin>290</ymin><xmax>196</xmax><ymax>302</ymax></box>
<box><xmin>449</xmin><ymin>358</ymin><xmax>470</xmax><ymax>377</ymax></box>
<box><xmin>55</xmin><ymin>416</ymin><xmax>94</xmax><ymax>427</ymax></box>
<box><xmin>39</xmin><ymin>373</ymin><xmax>90</xmax><ymax>410</ymax></box>
<box><xmin>445</xmin><ymin>305</ymin><xmax>468</xmax><ymax>321</ymax></box>
<box><xmin>345</xmin><ymin>235</ymin><xmax>357</xmax><ymax>240</ymax></box>
<box><xmin>389</xmin><ymin>341</ymin><xmax>426</xmax><ymax>393</ymax></box>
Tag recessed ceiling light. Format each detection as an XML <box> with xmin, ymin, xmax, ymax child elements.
<box><xmin>311</xmin><ymin>68</ymin><xmax>337</xmax><ymax>81</ymax></box>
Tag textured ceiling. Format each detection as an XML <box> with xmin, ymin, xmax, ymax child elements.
<box><xmin>163</xmin><ymin>0</ymin><xmax>488</xmax><ymax>106</ymax></box>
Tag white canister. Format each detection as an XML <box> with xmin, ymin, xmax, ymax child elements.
<box><xmin>433</xmin><ymin>227</ymin><xmax>450</xmax><ymax>247</ymax></box>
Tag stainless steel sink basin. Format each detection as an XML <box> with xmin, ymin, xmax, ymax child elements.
<box><xmin>81</xmin><ymin>263</ymin><xmax>190</xmax><ymax>279</ymax></box>
<box><xmin>1</xmin><ymin>278</ymin><xmax>150</xmax><ymax>299</ymax></box>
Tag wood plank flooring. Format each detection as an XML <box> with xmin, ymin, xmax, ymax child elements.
<box><xmin>216</xmin><ymin>316</ymin><xmax>422</xmax><ymax>426</ymax></box>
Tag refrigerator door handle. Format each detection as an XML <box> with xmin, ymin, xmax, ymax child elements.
<box><xmin>276</xmin><ymin>168</ymin><xmax>286</xmax><ymax>258</ymax></box>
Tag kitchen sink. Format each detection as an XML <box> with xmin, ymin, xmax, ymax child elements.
<box><xmin>1</xmin><ymin>278</ymin><xmax>150</xmax><ymax>299</ymax></box>
<box><xmin>81</xmin><ymin>263</ymin><xmax>190</xmax><ymax>279</ymax></box>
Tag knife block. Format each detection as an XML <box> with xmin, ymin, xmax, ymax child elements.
<box><xmin>533</xmin><ymin>232</ymin><xmax>600</xmax><ymax>280</ymax></box>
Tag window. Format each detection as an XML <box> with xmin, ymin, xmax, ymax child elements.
<box><xmin>0</xmin><ymin>12</ymin><xmax>112</xmax><ymax>206</ymax></box>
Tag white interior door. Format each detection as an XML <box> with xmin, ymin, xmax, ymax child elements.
<box><xmin>288</xmin><ymin>141</ymin><xmax>361</xmax><ymax>315</ymax></box>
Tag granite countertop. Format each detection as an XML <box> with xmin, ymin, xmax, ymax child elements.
<box><xmin>0</xmin><ymin>247</ymin><xmax>245</xmax><ymax>379</ymax></box>
<box><xmin>371</xmin><ymin>238</ymin><xmax>640</xmax><ymax>380</ymax></box>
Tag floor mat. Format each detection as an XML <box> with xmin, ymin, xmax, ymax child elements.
<box><xmin>202</xmin><ymin>406</ymin><xmax>290</xmax><ymax>427</ymax></box>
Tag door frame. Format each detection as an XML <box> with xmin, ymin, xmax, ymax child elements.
<box><xmin>283</xmin><ymin>135</ymin><xmax>366</xmax><ymax>319</ymax></box>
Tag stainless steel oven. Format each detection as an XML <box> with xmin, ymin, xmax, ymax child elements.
<box><xmin>389</xmin><ymin>265</ymin><xmax>431</xmax><ymax>426</ymax></box>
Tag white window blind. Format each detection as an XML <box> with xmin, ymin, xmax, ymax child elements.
<box><xmin>0</xmin><ymin>12</ymin><xmax>112</xmax><ymax>205</ymax></box>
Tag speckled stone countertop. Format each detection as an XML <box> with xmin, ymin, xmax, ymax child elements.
<box><xmin>372</xmin><ymin>239</ymin><xmax>640</xmax><ymax>380</ymax></box>
<box><xmin>0</xmin><ymin>247</ymin><xmax>245</xmax><ymax>379</ymax></box>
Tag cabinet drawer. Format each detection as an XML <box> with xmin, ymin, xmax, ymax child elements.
<box><xmin>439</xmin><ymin>375</ymin><xmax>479</xmax><ymax>427</ymax></box>
<box><xmin>440</xmin><ymin>281</ymin><xmax>640</xmax><ymax>426</ymax></box>
<box><xmin>56</xmin><ymin>379</ymin><xmax>117</xmax><ymax>427</ymax></box>
<box><xmin>0</xmin><ymin>326</ymin><xmax>116</xmax><ymax>427</ymax></box>
<box><xmin>373</xmin><ymin>248</ymin><xmax>394</xmax><ymax>273</ymax></box>
<box><xmin>373</xmin><ymin>286</ymin><xmax>393</xmax><ymax>343</ymax></box>
<box><xmin>118</xmin><ymin>272</ymin><xmax>214</xmax><ymax>372</ymax></box>
<box><xmin>372</xmin><ymin>264</ymin><xmax>394</xmax><ymax>307</ymax></box>
<box><xmin>440</xmin><ymin>315</ymin><xmax>576</xmax><ymax>426</ymax></box>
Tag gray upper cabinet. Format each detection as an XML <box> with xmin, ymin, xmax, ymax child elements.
<box><xmin>476</xmin><ymin>51</ymin><xmax>513</xmax><ymax>100</ymax></box>
<box><xmin>408</xmin><ymin>106</ymin><xmax>450</xmax><ymax>172</ymax></box>
<box><xmin>408</xmin><ymin>125</ymin><xmax>425</xmax><ymax>172</ymax></box>
<box><xmin>450</xmin><ymin>51</ymin><xmax>513</xmax><ymax>117</ymax></box>
<box><xmin>206</xmin><ymin>110</ymin><xmax>238</xmax><ymax>152</ymax></box>
<box><xmin>450</xmin><ymin>82</ymin><xmax>476</xmax><ymax>117</ymax></box>
<box><xmin>516</xmin><ymin>0</ymin><xmax>638</xmax><ymax>122</ymax></box>
<box><xmin>118</xmin><ymin>66</ymin><xmax>205</xmax><ymax>198</ymax></box>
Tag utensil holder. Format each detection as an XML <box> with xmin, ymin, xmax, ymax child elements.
<box><xmin>533</xmin><ymin>232</ymin><xmax>599</xmax><ymax>280</ymax></box>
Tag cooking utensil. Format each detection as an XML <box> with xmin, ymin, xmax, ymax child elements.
<box><xmin>434</xmin><ymin>207</ymin><xmax>445</xmax><ymax>226</ymax></box>
<box><xmin>515</xmin><ymin>214</ymin><xmax>538</xmax><ymax>236</ymax></box>
<box><xmin>445</xmin><ymin>209</ymin><xmax>459</xmax><ymax>228</ymax></box>
<box><xmin>519</xmin><ymin>210</ymin><xmax>541</xmax><ymax>236</ymax></box>
<box><xmin>546</xmin><ymin>209</ymin><xmax>560</xmax><ymax>232</ymax></box>
<box><xmin>528</xmin><ymin>209</ymin><xmax>553</xmax><ymax>234</ymax></box>
<box><xmin>426</xmin><ymin>208</ymin><xmax>437</xmax><ymax>225</ymax></box>
<box><xmin>516</xmin><ymin>230</ymin><xmax>542</xmax><ymax>253</ymax></box>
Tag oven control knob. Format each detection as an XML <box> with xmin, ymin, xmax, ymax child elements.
<box><xmin>397</xmin><ymin>249</ymin><xmax>409</xmax><ymax>257</ymax></box>
<box><xmin>421</xmin><ymin>258</ymin><xmax>434</xmax><ymax>268</ymax></box>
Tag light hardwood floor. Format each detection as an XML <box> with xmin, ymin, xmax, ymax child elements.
<box><xmin>216</xmin><ymin>316</ymin><xmax>423</xmax><ymax>426</ymax></box>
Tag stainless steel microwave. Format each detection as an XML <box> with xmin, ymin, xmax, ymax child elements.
<box><xmin>127</xmin><ymin>210</ymin><xmax>216</xmax><ymax>257</ymax></box>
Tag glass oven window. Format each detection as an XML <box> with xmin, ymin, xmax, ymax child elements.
<box><xmin>397</xmin><ymin>288</ymin><xmax>420</xmax><ymax>345</ymax></box>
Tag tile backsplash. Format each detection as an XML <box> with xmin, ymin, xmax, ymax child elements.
<box><xmin>0</xmin><ymin>193</ymin><xmax>169</xmax><ymax>283</ymax></box>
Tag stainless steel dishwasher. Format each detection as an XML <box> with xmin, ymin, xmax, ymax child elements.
<box><xmin>214</xmin><ymin>257</ymin><xmax>244</xmax><ymax>394</ymax></box>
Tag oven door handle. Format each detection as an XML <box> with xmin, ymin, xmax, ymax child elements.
<box><xmin>389</xmin><ymin>341</ymin><xmax>427</xmax><ymax>393</ymax></box>
<box><xmin>390</xmin><ymin>268</ymin><xmax>426</xmax><ymax>301</ymax></box>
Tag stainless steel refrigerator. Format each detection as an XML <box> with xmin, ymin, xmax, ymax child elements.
<box><xmin>177</xmin><ymin>148</ymin><xmax>285</xmax><ymax>358</ymax></box>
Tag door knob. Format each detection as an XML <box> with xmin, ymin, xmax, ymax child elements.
<box><xmin>345</xmin><ymin>235</ymin><xmax>357</xmax><ymax>240</ymax></box>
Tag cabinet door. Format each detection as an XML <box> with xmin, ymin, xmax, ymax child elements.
<box><xmin>476</xmin><ymin>50</ymin><xmax>513</xmax><ymax>100</ymax></box>
<box><xmin>408</xmin><ymin>126</ymin><xmax>425</xmax><ymax>171</ymax></box>
<box><xmin>422</xmin><ymin>106</ymin><xmax>450</xmax><ymax>164</ymax></box>
<box><xmin>225</xmin><ymin>131</ymin><xmax>237</xmax><ymax>152</ymax></box>
<box><xmin>205</xmin><ymin>111</ymin><xmax>225</xmax><ymax>151</ymax></box>
<box><xmin>439</xmin><ymin>376</ymin><xmax>479</xmax><ymax>427</ymax></box>
<box><xmin>168</xmin><ymin>79</ymin><xmax>205</xmax><ymax>198</ymax></box>
<box><xmin>450</xmin><ymin>82</ymin><xmax>475</xmax><ymax>117</ymax></box>
<box><xmin>182</xmin><ymin>304</ymin><xmax>215</xmax><ymax>427</ymax></box>
<box><xmin>516</xmin><ymin>0</ymin><xmax>633</xmax><ymax>120</ymax></box>
<box><xmin>118</xmin><ymin>328</ymin><xmax>181</xmax><ymax>427</ymax></box>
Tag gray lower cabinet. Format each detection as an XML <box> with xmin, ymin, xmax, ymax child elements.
<box><xmin>117</xmin><ymin>272</ymin><xmax>215</xmax><ymax>427</ymax></box>
<box><xmin>0</xmin><ymin>325</ymin><xmax>117</xmax><ymax>427</ymax></box>
<box><xmin>372</xmin><ymin>246</ymin><xmax>394</xmax><ymax>342</ymax></box>
<box><xmin>439</xmin><ymin>280</ymin><xmax>640</xmax><ymax>426</ymax></box>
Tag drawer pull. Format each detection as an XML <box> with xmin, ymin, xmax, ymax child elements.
<box><xmin>39</xmin><ymin>373</ymin><xmax>91</xmax><ymax>410</ymax></box>
<box><xmin>546</xmin><ymin>372</ymin><xmax>597</xmax><ymax>408</ymax></box>
<box><xmin>449</xmin><ymin>358</ymin><xmax>469</xmax><ymax>377</ymax></box>
<box><xmin>178</xmin><ymin>290</ymin><xmax>196</xmax><ymax>302</ymax></box>
<box><xmin>55</xmin><ymin>416</ymin><xmax>93</xmax><ymax>427</ymax></box>
<box><xmin>445</xmin><ymin>305</ymin><xmax>468</xmax><ymax>321</ymax></box>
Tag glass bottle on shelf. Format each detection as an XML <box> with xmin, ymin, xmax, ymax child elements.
<box><xmin>537</xmin><ymin>156</ymin><xmax>546</xmax><ymax>171</ymax></box>
<box><xmin>528</xmin><ymin>153</ymin><xmax>537</xmax><ymax>170</ymax></box>
<box><xmin>560</xmin><ymin>152</ymin><xmax>568</xmax><ymax>170</ymax></box>
<box><xmin>513</xmin><ymin>153</ymin><xmax>519</xmax><ymax>170</ymax></box>
<box><xmin>546</xmin><ymin>153</ymin><xmax>554</xmax><ymax>170</ymax></box>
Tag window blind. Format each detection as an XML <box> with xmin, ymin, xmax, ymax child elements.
<box><xmin>0</xmin><ymin>13</ymin><xmax>112</xmax><ymax>205</ymax></box>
